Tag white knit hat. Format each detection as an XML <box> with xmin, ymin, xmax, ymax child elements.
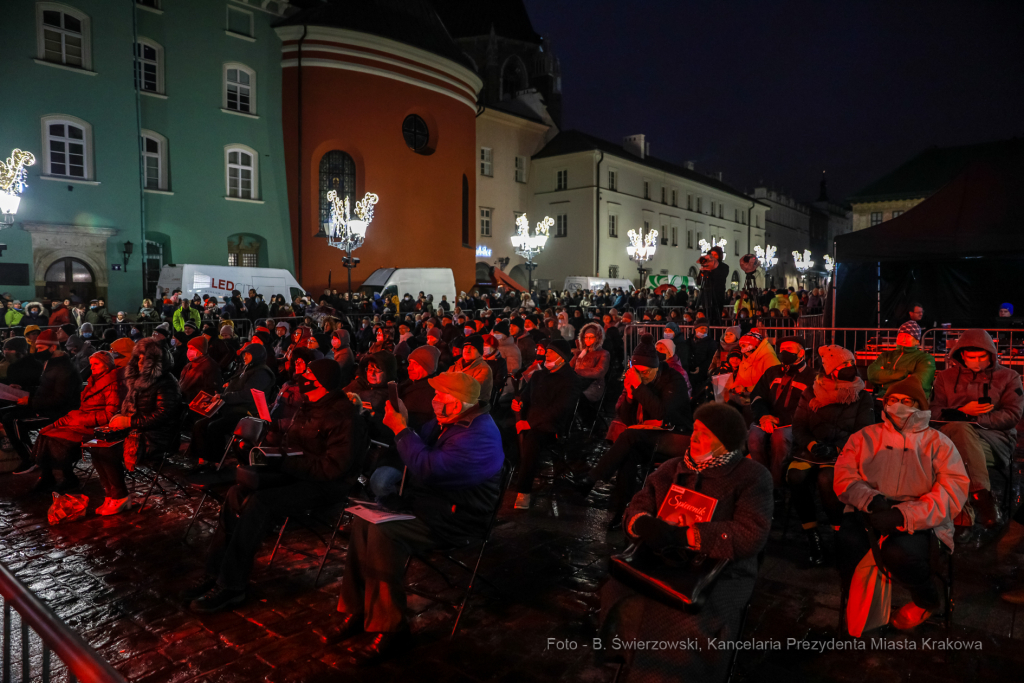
<box><xmin>818</xmin><ymin>345</ymin><xmax>854</xmax><ymax>375</ymax></box>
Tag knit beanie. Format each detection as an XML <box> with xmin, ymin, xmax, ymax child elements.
<box><xmin>79</xmin><ymin>322</ymin><xmax>93</xmax><ymax>335</ymax></box>
<box><xmin>655</xmin><ymin>338</ymin><xmax>676</xmax><ymax>358</ymax></box>
<box><xmin>693</xmin><ymin>403</ymin><xmax>748</xmax><ymax>452</ymax></box>
<box><xmin>24</xmin><ymin>325</ymin><xmax>40</xmax><ymax>336</ymax></box>
<box><xmin>220</xmin><ymin>325</ymin><xmax>234</xmax><ymax>337</ymax></box>
<box><xmin>308</xmin><ymin>358</ymin><xmax>343</xmax><ymax>391</ymax></box>
<box><xmin>818</xmin><ymin>345</ymin><xmax>854</xmax><ymax>375</ymax></box>
<box><xmin>482</xmin><ymin>334</ymin><xmax>497</xmax><ymax>350</ymax></box>
<box><xmin>187</xmin><ymin>336</ymin><xmax>208</xmax><ymax>354</ymax></box>
<box><xmin>276</xmin><ymin>321</ymin><xmax>290</xmax><ymax>332</ymax></box>
<box><xmin>409</xmin><ymin>345</ymin><xmax>440</xmax><ymax>375</ymax></box>
<box><xmin>2</xmin><ymin>337</ymin><xmax>29</xmax><ymax>354</ymax></box>
<box><xmin>110</xmin><ymin>337</ymin><xmax>135</xmax><ymax>361</ymax></box>
<box><xmin>184</xmin><ymin>319</ymin><xmax>199</xmax><ymax>331</ymax></box>
<box><xmin>548</xmin><ymin>338</ymin><xmax>573</xmax><ymax>362</ymax></box>
<box><xmin>778</xmin><ymin>335</ymin><xmax>807</xmax><ymax>351</ymax></box>
<box><xmin>884</xmin><ymin>376</ymin><xmax>929</xmax><ymax>410</ymax></box>
<box><xmin>89</xmin><ymin>351</ymin><xmax>115</xmax><ymax>372</ymax></box>
<box><xmin>60</xmin><ymin>323</ymin><xmax>77</xmax><ymax>337</ymax></box>
<box><xmin>292</xmin><ymin>347</ymin><xmax>318</xmax><ymax>366</ymax></box>
<box><xmin>740</xmin><ymin>328</ymin><xmax>764</xmax><ymax>345</ymax></box>
<box><xmin>427</xmin><ymin>326</ymin><xmax>442</xmax><ymax>341</ymax></box>
<box><xmin>631</xmin><ymin>334</ymin><xmax>660</xmax><ymax>368</ymax></box>
<box><xmin>65</xmin><ymin>335</ymin><xmax>83</xmax><ymax>352</ymax></box>
<box><xmin>154</xmin><ymin>323</ymin><xmax>172</xmax><ymax>338</ymax></box>
<box><xmin>35</xmin><ymin>329</ymin><xmax>59</xmax><ymax>345</ymax></box>
<box><xmin>898</xmin><ymin>321</ymin><xmax>922</xmax><ymax>340</ymax></box>
<box><xmin>429</xmin><ymin>372</ymin><xmax>480</xmax><ymax>404</ymax></box>
<box><xmin>493</xmin><ymin>320</ymin><xmax>510</xmax><ymax>336</ymax></box>
<box><xmin>464</xmin><ymin>334</ymin><xmax>484</xmax><ymax>355</ymax></box>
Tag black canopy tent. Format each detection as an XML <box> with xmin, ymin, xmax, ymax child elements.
<box><xmin>833</xmin><ymin>157</ymin><xmax>1024</xmax><ymax>328</ymax></box>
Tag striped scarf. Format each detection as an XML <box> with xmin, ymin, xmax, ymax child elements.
<box><xmin>685</xmin><ymin>448</ymin><xmax>738</xmax><ymax>472</ymax></box>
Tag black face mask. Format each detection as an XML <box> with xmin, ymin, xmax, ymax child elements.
<box><xmin>778</xmin><ymin>350</ymin><xmax>801</xmax><ymax>366</ymax></box>
<box><xmin>837</xmin><ymin>367</ymin><xmax>859</xmax><ymax>382</ymax></box>
<box><xmin>35</xmin><ymin>350</ymin><xmax>53</xmax><ymax>363</ymax></box>
<box><xmin>297</xmin><ymin>377</ymin><xmax>317</xmax><ymax>394</ymax></box>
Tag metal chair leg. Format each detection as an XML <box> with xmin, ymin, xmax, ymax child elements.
<box><xmin>268</xmin><ymin>517</ymin><xmax>289</xmax><ymax>567</ymax></box>
<box><xmin>137</xmin><ymin>456</ymin><xmax>167</xmax><ymax>514</ymax></box>
<box><xmin>450</xmin><ymin>537</ymin><xmax>490</xmax><ymax>640</ymax></box>
<box><xmin>315</xmin><ymin>511</ymin><xmax>347</xmax><ymax>587</ymax></box>
<box><xmin>182</xmin><ymin>492</ymin><xmax>209</xmax><ymax>541</ymax></box>
<box><xmin>945</xmin><ymin>552</ymin><xmax>954</xmax><ymax>630</ymax></box>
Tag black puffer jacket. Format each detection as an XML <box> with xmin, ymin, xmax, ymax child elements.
<box><xmin>616</xmin><ymin>365</ymin><xmax>692</xmax><ymax>432</ymax></box>
<box><xmin>792</xmin><ymin>376</ymin><xmax>874</xmax><ymax>464</ymax></box>
<box><xmin>122</xmin><ymin>338</ymin><xmax>182</xmax><ymax>455</ymax></box>
<box><xmin>280</xmin><ymin>389</ymin><xmax>368</xmax><ymax>483</ymax></box>
<box><xmin>222</xmin><ymin>343</ymin><xmax>276</xmax><ymax>410</ymax></box>
<box><xmin>520</xmin><ymin>362</ymin><xmax>581</xmax><ymax>435</ymax></box>
<box><xmin>749</xmin><ymin>361</ymin><xmax>818</xmax><ymax>425</ymax></box>
<box><xmin>30</xmin><ymin>353</ymin><xmax>81</xmax><ymax>418</ymax></box>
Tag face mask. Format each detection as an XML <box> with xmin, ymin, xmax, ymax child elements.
<box><xmin>492</xmin><ymin>333</ymin><xmax>504</xmax><ymax>341</ymax></box>
<box><xmin>82</xmin><ymin>333</ymin><xmax>92</xmax><ymax>339</ymax></box>
<box><xmin>885</xmin><ymin>402</ymin><xmax>917</xmax><ymax>427</ymax></box>
<box><xmin>170</xmin><ymin>338</ymin><xmax>177</xmax><ymax>346</ymax></box>
<box><xmin>36</xmin><ymin>350</ymin><xmax>53</xmax><ymax>362</ymax></box>
<box><xmin>837</xmin><ymin>367</ymin><xmax>859</xmax><ymax>382</ymax></box>
<box><xmin>331</xmin><ymin>338</ymin><xmax>341</xmax><ymax>348</ymax></box>
<box><xmin>186</xmin><ymin>349</ymin><xmax>200</xmax><ymax>362</ymax></box>
<box><xmin>297</xmin><ymin>377</ymin><xmax>317</xmax><ymax>394</ymax></box>
<box><xmin>90</xmin><ymin>306</ymin><xmax>97</xmax><ymax>310</ymax></box>
<box><xmin>544</xmin><ymin>358</ymin><xmax>562</xmax><ymax>372</ymax></box>
<box><xmin>691</xmin><ymin>443</ymin><xmax>726</xmax><ymax>464</ymax></box>
<box><xmin>779</xmin><ymin>351</ymin><xmax>800</xmax><ymax>365</ymax></box>
<box><xmin>740</xmin><ymin>344</ymin><xmax>755</xmax><ymax>356</ymax></box>
<box><xmin>663</xmin><ymin>331</ymin><xmax>674</xmax><ymax>339</ymax></box>
<box><xmin>432</xmin><ymin>399</ymin><xmax>460</xmax><ymax>420</ymax></box>
<box><xmin>964</xmin><ymin>356</ymin><xmax>990</xmax><ymax>372</ymax></box>
<box><xmin>696</xmin><ymin>332</ymin><xmax>707</xmax><ymax>339</ymax></box>
<box><xmin>484</xmin><ymin>346</ymin><xmax>495</xmax><ymax>356</ymax></box>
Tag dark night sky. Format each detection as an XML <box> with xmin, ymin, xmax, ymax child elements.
<box><xmin>521</xmin><ymin>0</ymin><xmax>1024</xmax><ymax>203</ymax></box>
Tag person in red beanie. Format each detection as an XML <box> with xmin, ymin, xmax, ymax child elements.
<box><xmin>179</xmin><ymin>336</ymin><xmax>222</xmax><ymax>404</ymax></box>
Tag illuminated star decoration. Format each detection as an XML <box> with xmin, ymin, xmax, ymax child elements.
<box><xmin>792</xmin><ymin>249</ymin><xmax>815</xmax><ymax>273</ymax></box>
<box><xmin>627</xmin><ymin>226</ymin><xmax>658</xmax><ymax>261</ymax></box>
<box><xmin>754</xmin><ymin>245</ymin><xmax>778</xmax><ymax>270</ymax></box>
<box><xmin>698</xmin><ymin>237</ymin><xmax>727</xmax><ymax>255</ymax></box>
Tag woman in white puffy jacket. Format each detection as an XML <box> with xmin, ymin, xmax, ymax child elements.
<box><xmin>557</xmin><ymin>310</ymin><xmax>575</xmax><ymax>341</ymax></box>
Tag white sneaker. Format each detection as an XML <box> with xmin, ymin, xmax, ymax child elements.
<box><xmin>94</xmin><ymin>497</ymin><xmax>112</xmax><ymax>515</ymax></box>
<box><xmin>514</xmin><ymin>493</ymin><xmax>531</xmax><ymax>510</ymax></box>
<box><xmin>99</xmin><ymin>496</ymin><xmax>132</xmax><ymax>516</ymax></box>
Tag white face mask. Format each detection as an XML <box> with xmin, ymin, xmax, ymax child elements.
<box><xmin>483</xmin><ymin>346</ymin><xmax>495</xmax><ymax>356</ymax></box>
<box><xmin>696</xmin><ymin>332</ymin><xmax>707</xmax><ymax>339</ymax></box>
<box><xmin>663</xmin><ymin>331</ymin><xmax>674</xmax><ymax>339</ymax></box>
<box><xmin>691</xmin><ymin>443</ymin><xmax>726</xmax><ymax>463</ymax></box>
<box><xmin>492</xmin><ymin>333</ymin><xmax>504</xmax><ymax>341</ymax></box>
<box><xmin>544</xmin><ymin>359</ymin><xmax>561</xmax><ymax>372</ymax></box>
<box><xmin>885</xmin><ymin>402</ymin><xmax>918</xmax><ymax>428</ymax></box>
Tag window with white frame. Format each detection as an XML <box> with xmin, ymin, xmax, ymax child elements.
<box><xmin>480</xmin><ymin>207</ymin><xmax>492</xmax><ymax>237</ymax></box>
<box><xmin>42</xmin><ymin>116</ymin><xmax>91</xmax><ymax>179</ymax></box>
<box><xmin>38</xmin><ymin>3</ymin><xmax>91</xmax><ymax>70</ymax></box>
<box><xmin>892</xmin><ymin>210</ymin><xmax>904</xmax><ymax>218</ymax></box>
<box><xmin>134</xmin><ymin>39</ymin><xmax>163</xmax><ymax>94</ymax></box>
<box><xmin>608</xmin><ymin>214</ymin><xmax>618</xmax><ymax>238</ymax></box>
<box><xmin>514</xmin><ymin>155</ymin><xmax>527</xmax><ymax>183</ymax></box>
<box><xmin>226</xmin><ymin>6</ymin><xmax>254</xmax><ymax>37</ymax></box>
<box><xmin>224</xmin><ymin>64</ymin><xmax>256</xmax><ymax>113</ymax></box>
<box><xmin>556</xmin><ymin>169</ymin><xmax>568</xmax><ymax>190</ymax></box>
<box><xmin>608</xmin><ymin>169</ymin><xmax>617</xmax><ymax>191</ymax></box>
<box><xmin>555</xmin><ymin>214</ymin><xmax>568</xmax><ymax>237</ymax></box>
<box><xmin>661</xmin><ymin>224</ymin><xmax>668</xmax><ymax>245</ymax></box>
<box><xmin>479</xmin><ymin>147</ymin><xmax>493</xmax><ymax>177</ymax></box>
<box><xmin>140</xmin><ymin>130</ymin><xmax>168</xmax><ymax>190</ymax></box>
<box><xmin>225</xmin><ymin>145</ymin><xmax>258</xmax><ymax>199</ymax></box>
<box><xmin>870</xmin><ymin>211</ymin><xmax>882</xmax><ymax>226</ymax></box>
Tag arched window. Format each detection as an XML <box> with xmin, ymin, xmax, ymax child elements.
<box><xmin>319</xmin><ymin>151</ymin><xmax>356</xmax><ymax>236</ymax></box>
<box><xmin>140</xmin><ymin>129</ymin><xmax>168</xmax><ymax>190</ymax></box>
<box><xmin>225</xmin><ymin>144</ymin><xmax>258</xmax><ymax>200</ymax></box>
<box><xmin>36</xmin><ymin>3</ymin><xmax>92</xmax><ymax>71</ymax></box>
<box><xmin>44</xmin><ymin>257</ymin><xmax>95</xmax><ymax>302</ymax></box>
<box><xmin>134</xmin><ymin>38</ymin><xmax>164</xmax><ymax>94</ymax></box>
<box><xmin>224</xmin><ymin>63</ymin><xmax>256</xmax><ymax>114</ymax></box>
<box><xmin>41</xmin><ymin>114</ymin><xmax>93</xmax><ymax>180</ymax></box>
<box><xmin>462</xmin><ymin>174</ymin><xmax>469</xmax><ymax>247</ymax></box>
<box><xmin>500</xmin><ymin>56</ymin><xmax>528</xmax><ymax>100</ymax></box>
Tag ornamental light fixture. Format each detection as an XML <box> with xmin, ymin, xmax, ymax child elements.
<box><xmin>754</xmin><ymin>244</ymin><xmax>778</xmax><ymax>270</ymax></box>
<box><xmin>793</xmin><ymin>249</ymin><xmax>814</xmax><ymax>273</ymax></box>
<box><xmin>0</xmin><ymin>149</ymin><xmax>36</xmax><ymax>226</ymax></box>
<box><xmin>511</xmin><ymin>214</ymin><xmax>552</xmax><ymax>291</ymax></box>
<box><xmin>627</xmin><ymin>225</ymin><xmax>658</xmax><ymax>283</ymax></box>
<box><xmin>823</xmin><ymin>254</ymin><xmax>834</xmax><ymax>273</ymax></box>
<box><xmin>327</xmin><ymin>190</ymin><xmax>379</xmax><ymax>294</ymax></box>
<box><xmin>698</xmin><ymin>237</ymin><xmax>727</xmax><ymax>255</ymax></box>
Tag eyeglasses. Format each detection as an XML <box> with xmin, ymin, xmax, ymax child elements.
<box><xmin>885</xmin><ymin>397</ymin><xmax>916</xmax><ymax>407</ymax></box>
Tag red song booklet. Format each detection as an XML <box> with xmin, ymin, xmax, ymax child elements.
<box><xmin>656</xmin><ymin>485</ymin><xmax>718</xmax><ymax>526</ymax></box>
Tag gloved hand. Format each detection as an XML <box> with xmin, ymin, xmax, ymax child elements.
<box><xmin>633</xmin><ymin>515</ymin><xmax>688</xmax><ymax>551</ymax></box>
<box><xmin>811</xmin><ymin>442</ymin><xmax>837</xmax><ymax>461</ymax></box>
<box><xmin>868</xmin><ymin>508</ymin><xmax>904</xmax><ymax>536</ymax></box>
<box><xmin>868</xmin><ymin>494</ymin><xmax>892</xmax><ymax>513</ymax></box>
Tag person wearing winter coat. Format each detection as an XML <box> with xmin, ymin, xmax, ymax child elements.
<box><xmin>185</xmin><ymin>358</ymin><xmax>368</xmax><ymax>615</ymax></box>
<box><xmin>655</xmin><ymin>338</ymin><xmax>691</xmax><ymax>398</ymax></box>
<box><xmin>64</xmin><ymin>334</ymin><xmax>96</xmax><ymax>380</ymax></box>
<box><xmin>93</xmin><ymin>338</ymin><xmax>182</xmax><ymax>515</ymax></box>
<box><xmin>328</xmin><ymin>372</ymin><xmax>501</xmax><ymax>664</ymax></box>
<box><xmin>345</xmin><ymin>350</ymin><xmax>399</xmax><ymax>444</ymax></box>
<box><xmin>491</xmin><ymin>320</ymin><xmax>522</xmax><ymax>378</ymax></box>
<box><xmin>867</xmin><ymin>321</ymin><xmax>935</xmax><ymax>399</ymax></box>
<box><xmin>682</xmin><ymin>321</ymin><xmax>716</xmax><ymax>401</ymax></box>
<box><xmin>172</xmin><ymin>300</ymin><xmax>202</xmax><ymax>333</ymax></box>
<box><xmin>510</xmin><ymin>339</ymin><xmax>580</xmax><ymax>509</ymax></box>
<box><xmin>602</xmin><ymin>403</ymin><xmax>772</xmax><ymax>683</ymax></box>
<box><xmin>481</xmin><ymin>334</ymin><xmax>507</xmax><ymax>403</ymax></box>
<box><xmin>21</xmin><ymin>303</ymin><xmax>49</xmax><ymax>328</ymax></box>
<box><xmin>930</xmin><ymin>329</ymin><xmax>1024</xmax><ymax>529</ymax></box>
<box><xmin>3</xmin><ymin>331</ymin><xmax>81</xmax><ymax>473</ymax></box>
<box><xmin>568</xmin><ymin>335</ymin><xmax>692</xmax><ymax>525</ymax></box>
<box><xmin>747</xmin><ymin>336</ymin><xmax>818</xmax><ymax>489</ymax></box>
<box><xmin>833</xmin><ymin>376</ymin><xmax>969</xmax><ymax>631</ymax></box>
<box><xmin>30</xmin><ymin>351</ymin><xmax>123</xmax><ymax>492</ymax></box>
<box><xmin>84</xmin><ymin>300</ymin><xmax>108</xmax><ymax>326</ymax></box>
<box><xmin>4</xmin><ymin>301</ymin><xmax>25</xmax><ymax>327</ymax></box>
<box><xmin>399</xmin><ymin>346</ymin><xmax>442</xmax><ymax>433</ymax></box>
<box><xmin>446</xmin><ymin>335</ymin><xmax>493</xmax><ymax>405</ymax></box>
<box><xmin>571</xmin><ymin>322</ymin><xmax>611</xmax><ymax>404</ymax></box>
<box><xmin>330</xmin><ymin>329</ymin><xmax>356</xmax><ymax>388</ymax></box>
<box><xmin>178</xmin><ymin>336</ymin><xmax>222</xmax><ymax>404</ymax></box>
<box><xmin>47</xmin><ymin>301</ymin><xmax>73</xmax><ymax>328</ymax></box>
<box><xmin>789</xmin><ymin>345</ymin><xmax>874</xmax><ymax>565</ymax></box>
<box><xmin>727</xmin><ymin>328</ymin><xmax>780</xmax><ymax>401</ymax></box>
<box><xmin>556</xmin><ymin>311</ymin><xmax>575</xmax><ymax>341</ymax></box>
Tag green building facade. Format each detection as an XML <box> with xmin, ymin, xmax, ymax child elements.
<box><xmin>0</xmin><ymin>0</ymin><xmax>295</xmax><ymax>311</ymax></box>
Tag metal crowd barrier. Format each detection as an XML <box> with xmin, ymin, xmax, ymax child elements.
<box><xmin>0</xmin><ymin>561</ymin><xmax>125</xmax><ymax>683</ymax></box>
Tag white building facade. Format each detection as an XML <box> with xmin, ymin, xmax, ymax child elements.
<box><xmin>751</xmin><ymin>187</ymin><xmax>812</xmax><ymax>290</ymax></box>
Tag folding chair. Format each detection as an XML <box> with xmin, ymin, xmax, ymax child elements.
<box><xmin>404</xmin><ymin>459</ymin><xmax>515</xmax><ymax>640</ymax></box>
<box><xmin>182</xmin><ymin>416</ymin><xmax>268</xmax><ymax>540</ymax></box>
<box><xmin>136</xmin><ymin>409</ymin><xmax>193</xmax><ymax>514</ymax></box>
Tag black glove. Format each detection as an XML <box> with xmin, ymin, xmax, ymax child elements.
<box><xmin>868</xmin><ymin>494</ymin><xmax>891</xmax><ymax>513</ymax></box>
<box><xmin>868</xmin><ymin>508</ymin><xmax>904</xmax><ymax>536</ymax></box>
<box><xmin>633</xmin><ymin>515</ymin><xmax>688</xmax><ymax>551</ymax></box>
<box><xmin>811</xmin><ymin>443</ymin><xmax>837</xmax><ymax>461</ymax></box>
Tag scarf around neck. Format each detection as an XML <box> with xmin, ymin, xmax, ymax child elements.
<box><xmin>685</xmin><ymin>448</ymin><xmax>738</xmax><ymax>472</ymax></box>
<box><xmin>808</xmin><ymin>375</ymin><xmax>865</xmax><ymax>411</ymax></box>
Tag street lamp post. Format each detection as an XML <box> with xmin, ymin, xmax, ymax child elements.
<box><xmin>627</xmin><ymin>225</ymin><xmax>658</xmax><ymax>287</ymax></box>
<box><xmin>510</xmin><ymin>214</ymin><xmax>552</xmax><ymax>293</ymax></box>
<box><xmin>0</xmin><ymin>149</ymin><xmax>36</xmax><ymax>226</ymax></box>
<box><xmin>327</xmin><ymin>190</ymin><xmax>378</xmax><ymax>296</ymax></box>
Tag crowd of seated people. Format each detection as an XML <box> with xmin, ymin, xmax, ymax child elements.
<box><xmin>3</xmin><ymin>286</ymin><xmax>1024</xmax><ymax>678</ymax></box>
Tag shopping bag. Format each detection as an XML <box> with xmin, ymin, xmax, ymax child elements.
<box><xmin>47</xmin><ymin>492</ymin><xmax>89</xmax><ymax>525</ymax></box>
<box><xmin>0</xmin><ymin>425</ymin><xmax>21</xmax><ymax>473</ymax></box>
<box><xmin>711</xmin><ymin>374</ymin><xmax>730</xmax><ymax>403</ymax></box>
<box><xmin>846</xmin><ymin>547</ymin><xmax>891</xmax><ymax>637</ymax></box>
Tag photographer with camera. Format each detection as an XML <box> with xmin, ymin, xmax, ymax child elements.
<box><xmin>696</xmin><ymin>246</ymin><xmax>730</xmax><ymax>324</ymax></box>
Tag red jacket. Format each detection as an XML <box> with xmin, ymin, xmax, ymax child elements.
<box><xmin>179</xmin><ymin>354</ymin><xmax>222</xmax><ymax>403</ymax></box>
<box><xmin>48</xmin><ymin>306</ymin><xmax>73</xmax><ymax>327</ymax></box>
<box><xmin>40</xmin><ymin>367</ymin><xmax>124</xmax><ymax>442</ymax></box>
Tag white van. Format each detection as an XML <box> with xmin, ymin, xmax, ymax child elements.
<box><xmin>156</xmin><ymin>264</ymin><xmax>306</xmax><ymax>303</ymax></box>
<box><xmin>359</xmin><ymin>268</ymin><xmax>456</xmax><ymax>303</ymax></box>
<box><xmin>563</xmin><ymin>276</ymin><xmax>636</xmax><ymax>293</ymax></box>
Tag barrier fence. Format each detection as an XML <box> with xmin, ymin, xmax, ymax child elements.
<box><xmin>0</xmin><ymin>561</ymin><xmax>125</xmax><ymax>683</ymax></box>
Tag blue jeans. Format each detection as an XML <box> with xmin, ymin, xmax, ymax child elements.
<box><xmin>369</xmin><ymin>466</ymin><xmax>405</xmax><ymax>498</ymax></box>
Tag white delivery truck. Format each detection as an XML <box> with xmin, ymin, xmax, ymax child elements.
<box><xmin>359</xmin><ymin>267</ymin><xmax>457</xmax><ymax>303</ymax></box>
<box><xmin>155</xmin><ymin>264</ymin><xmax>306</xmax><ymax>302</ymax></box>
<box><xmin>563</xmin><ymin>276</ymin><xmax>636</xmax><ymax>293</ymax></box>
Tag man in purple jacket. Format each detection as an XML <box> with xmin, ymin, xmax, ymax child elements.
<box><xmin>327</xmin><ymin>372</ymin><xmax>503</xmax><ymax>665</ymax></box>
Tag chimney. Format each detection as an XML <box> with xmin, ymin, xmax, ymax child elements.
<box><xmin>684</xmin><ymin>161</ymin><xmax>695</xmax><ymax>171</ymax></box>
<box><xmin>623</xmin><ymin>134</ymin><xmax>646</xmax><ymax>159</ymax></box>
<box><xmin>713</xmin><ymin>171</ymin><xmax>723</xmax><ymax>181</ymax></box>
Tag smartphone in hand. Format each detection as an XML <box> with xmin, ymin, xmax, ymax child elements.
<box><xmin>388</xmin><ymin>381</ymin><xmax>400</xmax><ymax>411</ymax></box>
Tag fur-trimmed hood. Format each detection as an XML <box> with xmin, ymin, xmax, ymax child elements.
<box><xmin>576</xmin><ymin>322</ymin><xmax>605</xmax><ymax>349</ymax></box>
<box><xmin>125</xmin><ymin>337</ymin><xmax>172</xmax><ymax>392</ymax></box>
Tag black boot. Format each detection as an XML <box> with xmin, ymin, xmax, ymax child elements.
<box><xmin>558</xmin><ymin>471</ymin><xmax>595</xmax><ymax>505</ymax></box>
<box><xmin>971</xmin><ymin>489</ymin><xmax>1000</xmax><ymax>528</ymax></box>
<box><xmin>805</xmin><ymin>528</ymin><xmax>825</xmax><ymax>566</ymax></box>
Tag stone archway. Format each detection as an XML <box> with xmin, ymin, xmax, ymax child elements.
<box><xmin>23</xmin><ymin>223</ymin><xmax>117</xmax><ymax>301</ymax></box>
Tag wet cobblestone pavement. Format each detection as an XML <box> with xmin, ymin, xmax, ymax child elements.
<box><xmin>3</xmin><ymin>437</ymin><xmax>1024</xmax><ymax>681</ymax></box>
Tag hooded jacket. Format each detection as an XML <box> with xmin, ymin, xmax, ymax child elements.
<box><xmin>447</xmin><ymin>355</ymin><xmax>493</xmax><ymax>404</ymax></box>
<box><xmin>43</xmin><ymin>363</ymin><xmax>123</xmax><ymax>441</ymax></box>
<box><xmin>279</xmin><ymin>388</ymin><xmax>368</xmax><ymax>483</ymax></box>
<box><xmin>792</xmin><ymin>375</ymin><xmax>874</xmax><ymax>463</ymax></box>
<box><xmin>834</xmin><ymin>408</ymin><xmax>969</xmax><ymax>550</ymax></box>
<box><xmin>178</xmin><ymin>353</ymin><xmax>222</xmax><ymax>403</ymax></box>
<box><xmin>930</xmin><ymin>329</ymin><xmax>1024</xmax><ymax>463</ymax></box>
<box><xmin>495</xmin><ymin>332</ymin><xmax>522</xmax><ymax>376</ymax></box>
<box><xmin>556</xmin><ymin>311</ymin><xmax>575</xmax><ymax>341</ymax></box>
<box><xmin>867</xmin><ymin>344</ymin><xmax>936</xmax><ymax>398</ymax></box>
<box><xmin>223</xmin><ymin>343</ymin><xmax>276</xmax><ymax>409</ymax></box>
<box><xmin>749</xmin><ymin>359</ymin><xmax>818</xmax><ymax>425</ymax></box>
<box><xmin>121</xmin><ymin>338</ymin><xmax>182</xmax><ymax>454</ymax></box>
<box><xmin>331</xmin><ymin>329</ymin><xmax>356</xmax><ymax>387</ymax></box>
<box><xmin>729</xmin><ymin>338</ymin><xmax>781</xmax><ymax>396</ymax></box>
<box><xmin>570</xmin><ymin>322</ymin><xmax>610</xmax><ymax>402</ymax></box>
<box><xmin>30</xmin><ymin>352</ymin><xmax>81</xmax><ymax>418</ymax></box>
